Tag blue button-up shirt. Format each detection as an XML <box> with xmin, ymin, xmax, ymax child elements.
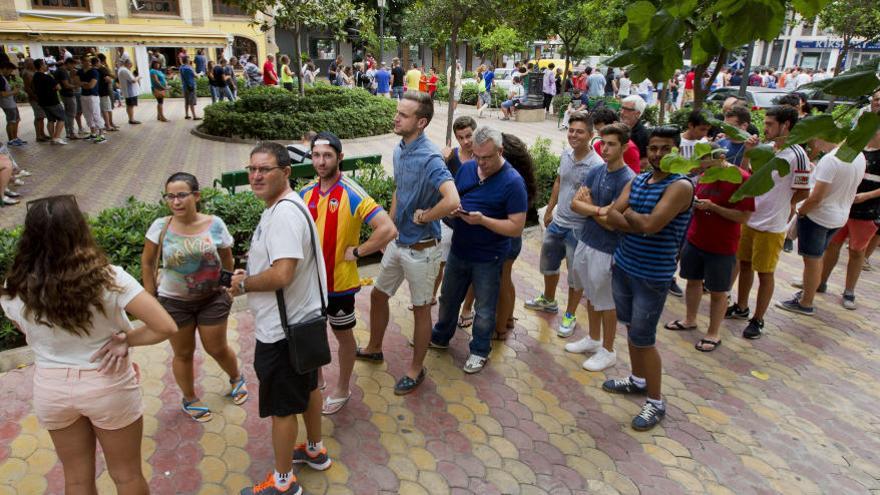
<box><xmin>392</xmin><ymin>133</ymin><xmax>453</xmax><ymax>245</ymax></box>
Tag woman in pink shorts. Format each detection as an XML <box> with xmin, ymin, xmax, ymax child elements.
<box><xmin>0</xmin><ymin>195</ymin><xmax>177</xmax><ymax>494</ymax></box>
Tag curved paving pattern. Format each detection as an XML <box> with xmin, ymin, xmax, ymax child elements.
<box><xmin>2</xmin><ymin>230</ymin><xmax>880</xmax><ymax>494</ymax></box>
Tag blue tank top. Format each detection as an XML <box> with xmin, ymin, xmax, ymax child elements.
<box><xmin>613</xmin><ymin>173</ymin><xmax>693</xmax><ymax>281</ymax></box>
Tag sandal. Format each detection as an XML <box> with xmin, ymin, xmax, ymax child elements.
<box><xmin>695</xmin><ymin>338</ymin><xmax>722</xmax><ymax>352</ymax></box>
<box><xmin>228</xmin><ymin>376</ymin><xmax>249</xmax><ymax>405</ymax></box>
<box><xmin>355</xmin><ymin>347</ymin><xmax>384</xmax><ymax>362</ymax></box>
<box><xmin>458</xmin><ymin>311</ymin><xmax>475</xmax><ymax>328</ymax></box>
<box><xmin>664</xmin><ymin>320</ymin><xmax>697</xmax><ymax>331</ymax></box>
<box><xmin>322</xmin><ymin>392</ymin><xmax>351</xmax><ymax>415</ymax></box>
<box><xmin>182</xmin><ymin>398</ymin><xmax>212</xmax><ymax>423</ymax></box>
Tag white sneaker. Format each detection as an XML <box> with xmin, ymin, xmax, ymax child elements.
<box><xmin>463</xmin><ymin>354</ymin><xmax>488</xmax><ymax>374</ymax></box>
<box><xmin>582</xmin><ymin>348</ymin><xmax>617</xmax><ymax>372</ymax></box>
<box><xmin>12</xmin><ymin>178</ymin><xmax>24</xmax><ymax>186</ymax></box>
<box><xmin>565</xmin><ymin>337</ymin><xmax>602</xmax><ymax>354</ymax></box>
<box><xmin>51</xmin><ymin>138</ymin><xmax>68</xmax><ymax>145</ymax></box>
<box><xmin>557</xmin><ymin>313</ymin><xmax>577</xmax><ymax>338</ymax></box>
<box><xmin>16</xmin><ymin>169</ymin><xmax>32</xmax><ymax>177</ymax></box>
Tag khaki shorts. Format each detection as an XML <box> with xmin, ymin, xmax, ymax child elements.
<box><xmin>33</xmin><ymin>363</ymin><xmax>143</xmax><ymax>431</ymax></box>
<box><xmin>737</xmin><ymin>225</ymin><xmax>785</xmax><ymax>273</ymax></box>
<box><xmin>373</xmin><ymin>241</ymin><xmax>442</xmax><ymax>306</ymax></box>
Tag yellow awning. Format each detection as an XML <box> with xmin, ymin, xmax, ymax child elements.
<box><xmin>0</xmin><ymin>21</ymin><xmax>230</xmax><ymax>47</ymax></box>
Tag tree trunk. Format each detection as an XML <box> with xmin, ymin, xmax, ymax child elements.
<box><xmin>693</xmin><ymin>47</ymin><xmax>728</xmax><ymax>112</ymax></box>
<box><xmin>445</xmin><ymin>26</ymin><xmax>459</xmax><ymax>146</ymax></box>
<box><xmin>834</xmin><ymin>35</ymin><xmax>851</xmax><ymax>76</ymax></box>
<box><xmin>658</xmin><ymin>86</ymin><xmax>668</xmax><ymax>124</ymax></box>
<box><xmin>293</xmin><ymin>22</ymin><xmax>305</xmax><ymax>96</ymax></box>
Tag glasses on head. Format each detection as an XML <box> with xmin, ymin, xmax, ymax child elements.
<box><xmin>245</xmin><ymin>165</ymin><xmax>285</xmax><ymax>176</ymax></box>
<box><xmin>26</xmin><ymin>194</ymin><xmax>77</xmax><ymax>212</ymax></box>
<box><xmin>162</xmin><ymin>191</ymin><xmax>196</xmax><ymax>201</ymax></box>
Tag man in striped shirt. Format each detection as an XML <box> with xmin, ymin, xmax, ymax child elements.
<box><xmin>593</xmin><ymin>127</ymin><xmax>694</xmax><ymax>431</ymax></box>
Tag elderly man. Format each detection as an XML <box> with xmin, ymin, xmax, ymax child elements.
<box><xmin>619</xmin><ymin>95</ymin><xmax>649</xmax><ymax>168</ymax></box>
<box><xmin>430</xmin><ymin>126</ymin><xmax>528</xmax><ymax>374</ymax></box>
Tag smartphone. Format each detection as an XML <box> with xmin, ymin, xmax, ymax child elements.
<box><xmin>219</xmin><ymin>269</ymin><xmax>233</xmax><ymax>288</ymax></box>
<box><xmin>460</xmin><ymin>210</ymin><xmax>472</xmax><ymax>215</ymax></box>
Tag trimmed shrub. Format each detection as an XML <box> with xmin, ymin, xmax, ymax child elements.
<box><xmin>435</xmin><ymin>82</ymin><xmax>507</xmax><ymax>107</ymax></box>
<box><xmin>530</xmin><ymin>137</ymin><xmax>561</xmax><ymax>209</ymax></box>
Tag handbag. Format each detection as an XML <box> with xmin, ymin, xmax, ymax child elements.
<box><xmin>153</xmin><ymin>216</ymin><xmax>172</xmax><ymax>289</ymax></box>
<box><xmin>274</xmin><ymin>199</ymin><xmax>331</xmax><ymax>374</ymax></box>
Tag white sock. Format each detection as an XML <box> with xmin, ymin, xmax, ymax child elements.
<box><xmin>630</xmin><ymin>375</ymin><xmax>647</xmax><ymax>388</ymax></box>
<box><xmin>274</xmin><ymin>470</ymin><xmax>292</xmax><ymax>487</ymax></box>
<box><xmin>647</xmin><ymin>397</ymin><xmax>665</xmax><ymax>410</ymax></box>
<box><xmin>307</xmin><ymin>440</ymin><xmax>323</xmax><ymax>453</ymax></box>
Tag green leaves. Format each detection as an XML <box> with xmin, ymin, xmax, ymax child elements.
<box><xmin>791</xmin><ymin>0</ymin><xmax>829</xmax><ymax>18</ymax></box>
<box><xmin>837</xmin><ymin>111</ymin><xmax>880</xmax><ymax>162</ymax></box>
<box><xmin>784</xmin><ymin>114</ymin><xmax>848</xmax><ymax>148</ymax></box>
<box><xmin>711</xmin><ymin>0</ymin><xmax>787</xmax><ymax>47</ymax></box>
<box><xmin>691</xmin><ymin>28</ymin><xmax>721</xmax><ymax>66</ymax></box>
<box><xmin>709</xmin><ymin>118</ymin><xmax>752</xmax><ymax>142</ymax></box>
<box><xmin>693</xmin><ymin>142</ymin><xmax>714</xmax><ymax>160</ymax></box>
<box><xmin>731</xmin><ymin>144</ymin><xmax>790</xmax><ymax>202</ymax></box>
<box><xmin>660</xmin><ymin>151</ymin><xmax>699</xmax><ymax>174</ymax></box>
<box><xmin>700</xmin><ymin>165</ymin><xmax>744</xmax><ymax>184</ymax></box>
<box><xmin>666</xmin><ymin>0</ymin><xmax>698</xmax><ymax>17</ymax></box>
<box><xmin>801</xmin><ymin>59</ymin><xmax>880</xmax><ymax>98</ymax></box>
<box><xmin>624</xmin><ymin>1</ymin><xmax>656</xmax><ymax>43</ymax></box>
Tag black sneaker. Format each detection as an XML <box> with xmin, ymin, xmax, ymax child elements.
<box><xmin>783</xmin><ymin>238</ymin><xmax>793</xmax><ymax>253</ymax></box>
<box><xmin>292</xmin><ymin>444</ymin><xmax>332</xmax><ymax>470</ymax></box>
<box><xmin>725</xmin><ymin>304</ymin><xmax>750</xmax><ymax>320</ymax></box>
<box><xmin>742</xmin><ymin>318</ymin><xmax>764</xmax><ymax>339</ymax></box>
<box><xmin>668</xmin><ymin>280</ymin><xmax>683</xmax><ymax>298</ymax></box>
<box><xmin>602</xmin><ymin>377</ymin><xmax>647</xmax><ymax>395</ymax></box>
<box><xmin>632</xmin><ymin>401</ymin><xmax>666</xmax><ymax>431</ymax></box>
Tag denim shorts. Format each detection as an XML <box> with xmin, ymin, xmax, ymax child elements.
<box><xmin>797</xmin><ymin>215</ymin><xmax>840</xmax><ymax>258</ymax></box>
<box><xmin>679</xmin><ymin>240</ymin><xmax>737</xmax><ymax>292</ymax></box>
<box><xmin>391</xmin><ymin>86</ymin><xmax>404</xmax><ymax>99</ymax></box>
<box><xmin>539</xmin><ymin>221</ymin><xmax>579</xmax><ymax>287</ymax></box>
<box><xmin>612</xmin><ymin>264</ymin><xmax>669</xmax><ymax>348</ymax></box>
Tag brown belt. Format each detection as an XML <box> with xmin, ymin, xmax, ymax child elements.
<box><xmin>401</xmin><ymin>239</ymin><xmax>439</xmax><ymax>251</ymax></box>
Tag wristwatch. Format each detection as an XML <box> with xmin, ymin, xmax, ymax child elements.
<box><xmin>238</xmin><ymin>277</ymin><xmax>247</xmax><ymax>294</ymax></box>
<box><xmin>353</xmin><ymin>247</ymin><xmax>361</xmax><ymax>259</ymax></box>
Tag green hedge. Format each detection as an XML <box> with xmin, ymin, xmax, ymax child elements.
<box><xmin>434</xmin><ymin>82</ymin><xmax>508</xmax><ymax>107</ymax></box>
<box><xmin>165</xmin><ymin>76</ymin><xmax>248</xmax><ymax>98</ymax></box>
<box><xmin>202</xmin><ymin>85</ymin><xmax>397</xmax><ymax>140</ymax></box>
<box><xmin>530</xmin><ymin>137</ymin><xmax>561</xmax><ymax>209</ymax></box>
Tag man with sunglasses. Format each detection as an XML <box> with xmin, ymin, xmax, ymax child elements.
<box><xmin>231</xmin><ymin>142</ymin><xmax>331</xmax><ymax>495</ymax></box>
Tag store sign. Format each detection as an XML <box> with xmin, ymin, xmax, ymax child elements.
<box><xmin>796</xmin><ymin>40</ymin><xmax>880</xmax><ymax>51</ymax></box>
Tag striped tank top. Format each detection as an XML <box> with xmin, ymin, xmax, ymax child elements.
<box><xmin>613</xmin><ymin>172</ymin><xmax>693</xmax><ymax>281</ymax></box>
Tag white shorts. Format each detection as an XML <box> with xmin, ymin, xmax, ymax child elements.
<box><xmin>440</xmin><ymin>222</ymin><xmax>453</xmax><ymax>262</ymax></box>
<box><xmin>80</xmin><ymin>95</ymin><xmax>104</xmax><ymax>130</ymax></box>
<box><xmin>572</xmin><ymin>242</ymin><xmax>615</xmax><ymax>311</ymax></box>
<box><xmin>373</xmin><ymin>241</ymin><xmax>442</xmax><ymax>306</ymax></box>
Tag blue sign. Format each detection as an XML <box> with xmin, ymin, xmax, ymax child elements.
<box><xmin>796</xmin><ymin>40</ymin><xmax>880</xmax><ymax>51</ymax></box>
<box><xmin>728</xmin><ymin>53</ymin><xmax>746</xmax><ymax>70</ymax></box>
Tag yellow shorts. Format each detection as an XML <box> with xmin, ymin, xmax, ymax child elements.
<box><xmin>736</xmin><ymin>225</ymin><xmax>785</xmax><ymax>273</ymax></box>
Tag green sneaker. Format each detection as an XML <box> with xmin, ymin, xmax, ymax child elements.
<box><xmin>558</xmin><ymin>312</ymin><xmax>577</xmax><ymax>338</ymax></box>
<box><xmin>524</xmin><ymin>294</ymin><xmax>559</xmax><ymax>313</ymax></box>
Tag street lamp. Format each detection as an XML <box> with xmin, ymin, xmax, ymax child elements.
<box><xmin>378</xmin><ymin>0</ymin><xmax>386</xmax><ymax>65</ymax></box>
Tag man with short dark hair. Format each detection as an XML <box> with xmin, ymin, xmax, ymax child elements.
<box><xmin>96</xmin><ymin>53</ymin><xmax>118</xmax><ymax>131</ymax></box>
<box><xmin>231</xmin><ymin>141</ymin><xmax>332</xmax><ymax>495</ymax></box>
<box><xmin>430</xmin><ymin>126</ymin><xmax>528</xmax><ymax>374</ymax></box>
<box><xmin>32</xmin><ymin>59</ymin><xmax>66</xmax><ymax>145</ymax></box>
<box><xmin>56</xmin><ymin>58</ymin><xmax>79</xmax><ymax>141</ymax></box>
<box><xmin>586</xmin><ymin>66</ymin><xmax>606</xmax><ymax>98</ymax></box>
<box><xmin>359</xmin><ymin>91</ymin><xmax>460</xmax><ymax>395</ymax></box>
<box><xmin>542</xmin><ymin>63</ymin><xmax>556</xmax><ymax>113</ymax></box>
<box><xmin>0</xmin><ymin>62</ymin><xmax>24</xmax><ymax>146</ymax></box>
<box><xmin>179</xmin><ymin>56</ymin><xmax>199</xmax><ymax>120</ymax></box>
<box><xmin>299</xmin><ymin>132</ymin><xmax>396</xmax><ymax>415</ymax></box>
<box><xmin>679</xmin><ymin>111</ymin><xmax>710</xmax><ymax>159</ymax></box>
<box><xmin>79</xmin><ymin>57</ymin><xmax>106</xmax><ymax>143</ymax></box>
<box><xmin>715</xmin><ymin>105</ymin><xmax>752</xmax><ymax>166</ymax></box>
<box><xmin>391</xmin><ymin>58</ymin><xmax>405</xmax><ymax>100</ymax></box>
<box><xmin>597</xmin><ymin>126</ymin><xmax>694</xmax><ymax>431</ymax></box>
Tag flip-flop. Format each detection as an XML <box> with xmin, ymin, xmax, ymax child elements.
<box><xmin>228</xmin><ymin>376</ymin><xmax>249</xmax><ymax>405</ymax></box>
<box><xmin>695</xmin><ymin>338</ymin><xmax>722</xmax><ymax>352</ymax></box>
<box><xmin>458</xmin><ymin>311</ymin><xmax>475</xmax><ymax>328</ymax></box>
<box><xmin>182</xmin><ymin>398</ymin><xmax>212</xmax><ymax>423</ymax></box>
<box><xmin>664</xmin><ymin>320</ymin><xmax>697</xmax><ymax>331</ymax></box>
<box><xmin>322</xmin><ymin>393</ymin><xmax>351</xmax><ymax>415</ymax></box>
<box><xmin>355</xmin><ymin>347</ymin><xmax>384</xmax><ymax>362</ymax></box>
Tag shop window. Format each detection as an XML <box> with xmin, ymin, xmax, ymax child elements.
<box><xmin>132</xmin><ymin>0</ymin><xmax>179</xmax><ymax>15</ymax></box>
<box><xmin>310</xmin><ymin>39</ymin><xmax>336</xmax><ymax>60</ymax></box>
<box><xmin>212</xmin><ymin>0</ymin><xmax>247</xmax><ymax>16</ymax></box>
<box><xmin>32</xmin><ymin>0</ymin><xmax>89</xmax><ymax>10</ymax></box>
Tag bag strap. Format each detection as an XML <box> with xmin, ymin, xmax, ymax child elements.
<box><xmin>154</xmin><ymin>216</ymin><xmax>172</xmax><ymax>283</ymax></box>
<box><xmin>272</xmin><ymin>198</ymin><xmax>327</xmax><ymax>330</ymax></box>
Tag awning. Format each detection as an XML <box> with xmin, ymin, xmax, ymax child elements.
<box><xmin>0</xmin><ymin>21</ymin><xmax>230</xmax><ymax>47</ymax></box>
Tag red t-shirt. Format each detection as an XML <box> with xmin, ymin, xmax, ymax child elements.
<box><xmin>687</xmin><ymin>167</ymin><xmax>756</xmax><ymax>255</ymax></box>
<box><xmin>427</xmin><ymin>74</ymin><xmax>438</xmax><ymax>93</ymax></box>
<box><xmin>263</xmin><ymin>60</ymin><xmax>278</xmax><ymax>85</ymax></box>
<box><xmin>684</xmin><ymin>71</ymin><xmax>695</xmax><ymax>90</ymax></box>
<box><xmin>594</xmin><ymin>140</ymin><xmax>641</xmax><ymax>174</ymax></box>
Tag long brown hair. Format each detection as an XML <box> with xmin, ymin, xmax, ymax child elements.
<box><xmin>1</xmin><ymin>195</ymin><xmax>118</xmax><ymax>336</ymax></box>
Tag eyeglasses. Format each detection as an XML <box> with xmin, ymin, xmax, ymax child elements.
<box><xmin>163</xmin><ymin>192</ymin><xmax>196</xmax><ymax>201</ymax></box>
<box><xmin>245</xmin><ymin>165</ymin><xmax>285</xmax><ymax>175</ymax></box>
<box><xmin>26</xmin><ymin>194</ymin><xmax>77</xmax><ymax>212</ymax></box>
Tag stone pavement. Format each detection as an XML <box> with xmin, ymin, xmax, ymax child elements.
<box><xmin>0</xmin><ymin>97</ymin><xmax>567</xmax><ymax>230</ymax></box>
<box><xmin>2</xmin><ymin>229</ymin><xmax>880</xmax><ymax>495</ymax></box>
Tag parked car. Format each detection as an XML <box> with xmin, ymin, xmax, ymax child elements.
<box><xmin>794</xmin><ymin>86</ymin><xmax>858</xmax><ymax>112</ymax></box>
<box><xmin>705</xmin><ymin>86</ymin><xmax>789</xmax><ymax>109</ymax></box>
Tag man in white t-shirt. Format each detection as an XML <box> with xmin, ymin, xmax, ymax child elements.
<box><xmin>726</xmin><ymin>106</ymin><xmax>810</xmax><ymax>339</ymax></box>
<box><xmin>116</xmin><ymin>60</ymin><xmax>141</xmax><ymax>125</ymax></box>
<box><xmin>229</xmin><ymin>142</ymin><xmax>332</xmax><ymax>495</ymax></box>
<box><xmin>777</xmin><ymin>142</ymin><xmax>867</xmax><ymax>316</ymax></box>
<box><xmin>679</xmin><ymin>110</ymin><xmax>710</xmax><ymax>159</ymax></box>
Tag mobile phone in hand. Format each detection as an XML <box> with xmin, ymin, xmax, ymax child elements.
<box><xmin>219</xmin><ymin>269</ymin><xmax>233</xmax><ymax>288</ymax></box>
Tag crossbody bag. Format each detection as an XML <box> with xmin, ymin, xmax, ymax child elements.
<box><xmin>274</xmin><ymin>199</ymin><xmax>331</xmax><ymax>374</ymax></box>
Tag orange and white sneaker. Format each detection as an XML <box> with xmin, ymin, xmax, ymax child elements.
<box><xmin>292</xmin><ymin>443</ymin><xmax>333</xmax><ymax>470</ymax></box>
<box><xmin>239</xmin><ymin>472</ymin><xmax>302</xmax><ymax>495</ymax></box>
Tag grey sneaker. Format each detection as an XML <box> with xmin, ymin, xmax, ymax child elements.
<box><xmin>776</xmin><ymin>295</ymin><xmax>815</xmax><ymax>316</ymax></box>
<box><xmin>842</xmin><ymin>294</ymin><xmax>856</xmax><ymax>310</ymax></box>
<box><xmin>463</xmin><ymin>354</ymin><xmax>488</xmax><ymax>374</ymax></box>
<box><xmin>524</xmin><ymin>295</ymin><xmax>559</xmax><ymax>313</ymax></box>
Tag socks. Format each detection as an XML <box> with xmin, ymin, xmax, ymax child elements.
<box><xmin>307</xmin><ymin>440</ymin><xmax>324</xmax><ymax>454</ymax></box>
<box><xmin>630</xmin><ymin>375</ymin><xmax>647</xmax><ymax>389</ymax></box>
<box><xmin>843</xmin><ymin>289</ymin><xmax>854</xmax><ymax>297</ymax></box>
<box><xmin>274</xmin><ymin>470</ymin><xmax>292</xmax><ymax>488</ymax></box>
<box><xmin>647</xmin><ymin>397</ymin><xmax>666</xmax><ymax>410</ymax></box>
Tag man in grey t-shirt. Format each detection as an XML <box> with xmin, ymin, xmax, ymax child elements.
<box><xmin>525</xmin><ymin>111</ymin><xmax>603</xmax><ymax>337</ymax></box>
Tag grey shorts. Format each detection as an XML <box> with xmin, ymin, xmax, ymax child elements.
<box><xmin>2</xmin><ymin>107</ymin><xmax>19</xmax><ymax>123</ymax></box>
<box><xmin>158</xmin><ymin>291</ymin><xmax>232</xmax><ymax>327</ymax></box>
<box><xmin>42</xmin><ymin>103</ymin><xmax>65</xmax><ymax>123</ymax></box>
<box><xmin>29</xmin><ymin>101</ymin><xmax>46</xmax><ymax>120</ymax></box>
<box><xmin>100</xmin><ymin>96</ymin><xmax>112</xmax><ymax>113</ymax></box>
<box><xmin>183</xmin><ymin>88</ymin><xmax>197</xmax><ymax>106</ymax></box>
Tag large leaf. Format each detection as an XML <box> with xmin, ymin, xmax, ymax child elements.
<box><xmin>700</xmin><ymin>165</ymin><xmax>744</xmax><ymax>184</ymax></box>
<box><xmin>801</xmin><ymin>59</ymin><xmax>880</xmax><ymax>97</ymax></box>
<box><xmin>691</xmin><ymin>28</ymin><xmax>721</xmax><ymax>66</ymax></box>
<box><xmin>715</xmin><ymin>0</ymin><xmax>786</xmax><ymax>47</ymax></box>
<box><xmin>838</xmin><ymin>112</ymin><xmax>880</xmax><ymax>162</ymax></box>
<box><xmin>666</xmin><ymin>0</ymin><xmax>698</xmax><ymax>18</ymax></box>
<box><xmin>730</xmin><ymin>144</ymin><xmax>790</xmax><ymax>202</ymax></box>
<box><xmin>693</xmin><ymin>142</ymin><xmax>713</xmax><ymax>160</ymax></box>
<box><xmin>660</xmin><ymin>152</ymin><xmax>698</xmax><ymax>175</ymax></box>
<box><xmin>791</xmin><ymin>0</ymin><xmax>830</xmax><ymax>19</ymax></box>
<box><xmin>603</xmin><ymin>49</ymin><xmax>636</xmax><ymax>69</ymax></box>
<box><xmin>709</xmin><ymin>118</ymin><xmax>752</xmax><ymax>142</ymax></box>
<box><xmin>783</xmin><ymin>114</ymin><xmax>848</xmax><ymax>149</ymax></box>
<box><xmin>624</xmin><ymin>1</ymin><xmax>656</xmax><ymax>43</ymax></box>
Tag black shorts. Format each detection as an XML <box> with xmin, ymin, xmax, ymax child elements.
<box><xmin>327</xmin><ymin>293</ymin><xmax>356</xmax><ymax>331</ymax></box>
<box><xmin>42</xmin><ymin>104</ymin><xmax>65</xmax><ymax>123</ymax></box>
<box><xmin>679</xmin><ymin>240</ymin><xmax>737</xmax><ymax>292</ymax></box>
<box><xmin>125</xmin><ymin>97</ymin><xmax>138</xmax><ymax>107</ymax></box>
<box><xmin>254</xmin><ymin>339</ymin><xmax>318</xmax><ymax>418</ymax></box>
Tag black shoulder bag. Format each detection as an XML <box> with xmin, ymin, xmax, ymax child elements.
<box><xmin>274</xmin><ymin>199</ymin><xmax>332</xmax><ymax>374</ymax></box>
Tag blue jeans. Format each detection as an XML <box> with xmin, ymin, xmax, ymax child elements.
<box><xmin>210</xmin><ymin>85</ymin><xmax>234</xmax><ymax>103</ymax></box>
<box><xmin>612</xmin><ymin>264</ymin><xmax>669</xmax><ymax>348</ymax></box>
<box><xmin>392</xmin><ymin>86</ymin><xmax>404</xmax><ymax>99</ymax></box>
<box><xmin>432</xmin><ymin>251</ymin><xmax>503</xmax><ymax>358</ymax></box>
<box><xmin>797</xmin><ymin>215</ymin><xmax>839</xmax><ymax>258</ymax></box>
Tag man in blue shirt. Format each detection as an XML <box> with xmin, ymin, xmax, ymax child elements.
<box><xmin>586</xmin><ymin>67</ymin><xmax>606</xmax><ymax>98</ymax></box>
<box><xmin>375</xmin><ymin>62</ymin><xmax>391</xmax><ymax>97</ymax></box>
<box><xmin>179</xmin><ymin>56</ymin><xmax>199</xmax><ymax>120</ymax></box>
<box><xmin>194</xmin><ymin>49</ymin><xmax>207</xmax><ymax>76</ymax></box>
<box><xmin>359</xmin><ymin>91</ymin><xmax>460</xmax><ymax>395</ymax></box>
<box><xmin>430</xmin><ymin>126</ymin><xmax>527</xmax><ymax>374</ymax></box>
<box><xmin>715</xmin><ymin>105</ymin><xmax>751</xmax><ymax>167</ymax></box>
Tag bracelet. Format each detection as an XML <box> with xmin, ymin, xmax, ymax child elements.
<box><xmin>353</xmin><ymin>247</ymin><xmax>360</xmax><ymax>259</ymax></box>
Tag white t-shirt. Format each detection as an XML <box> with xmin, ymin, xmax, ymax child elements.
<box><xmin>807</xmin><ymin>148</ymin><xmax>867</xmax><ymax>229</ymax></box>
<box><xmin>247</xmin><ymin>191</ymin><xmax>327</xmax><ymax>344</ymax></box>
<box><xmin>748</xmin><ymin>144</ymin><xmax>811</xmax><ymax>233</ymax></box>
<box><xmin>117</xmin><ymin>67</ymin><xmax>139</xmax><ymax>98</ymax></box>
<box><xmin>618</xmin><ymin>77</ymin><xmax>632</xmax><ymax>96</ymax></box>
<box><xmin>796</xmin><ymin>72</ymin><xmax>812</xmax><ymax>87</ymax></box>
<box><xmin>509</xmin><ymin>84</ymin><xmax>524</xmax><ymax>99</ymax></box>
<box><xmin>0</xmin><ymin>266</ymin><xmax>143</xmax><ymax>369</ymax></box>
<box><xmin>679</xmin><ymin>136</ymin><xmax>708</xmax><ymax>159</ymax></box>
